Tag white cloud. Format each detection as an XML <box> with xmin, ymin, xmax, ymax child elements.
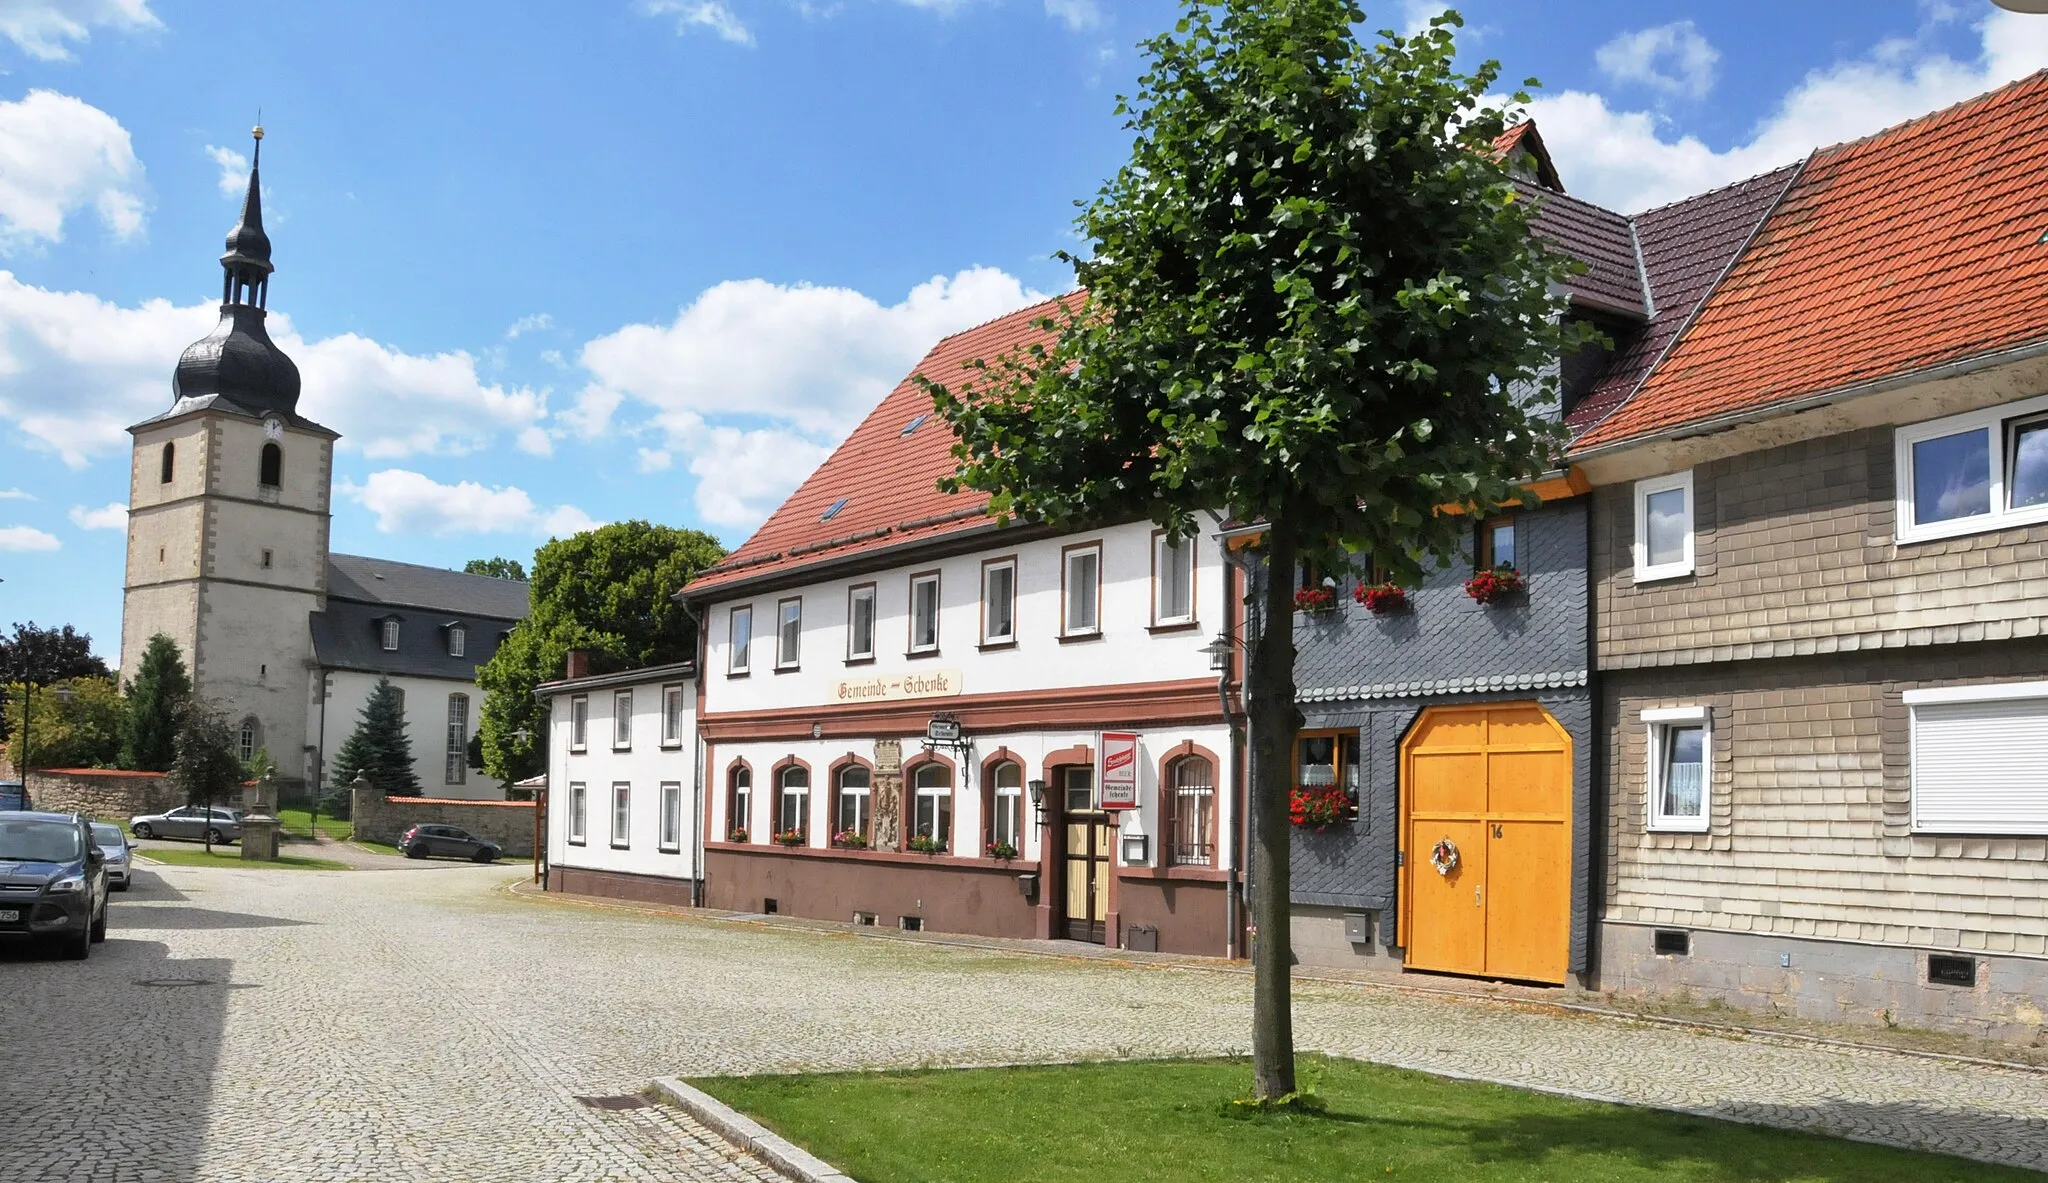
<box><xmin>686</xmin><ymin>426</ymin><xmax>833</xmax><ymax>529</ymax></box>
<box><xmin>636</xmin><ymin>447</ymin><xmax>673</xmax><ymax>473</ymax></box>
<box><xmin>643</xmin><ymin>0</ymin><xmax>753</xmax><ymax>45</ymax></box>
<box><xmin>0</xmin><ymin>90</ymin><xmax>146</xmax><ymax>247</ymax></box>
<box><xmin>205</xmin><ymin>145</ymin><xmax>247</xmax><ymax>197</ymax></box>
<box><xmin>0</xmin><ymin>525</ymin><xmax>59</xmax><ymax>551</ymax></box>
<box><xmin>0</xmin><ymin>273</ymin><xmax>552</xmax><ymax>468</ymax></box>
<box><xmin>1530</xmin><ymin>9</ymin><xmax>2048</xmax><ymax>212</ymax></box>
<box><xmin>1594</xmin><ymin>21</ymin><xmax>1719</xmax><ymax>100</ymax></box>
<box><xmin>505</xmin><ymin>312</ymin><xmax>553</xmax><ymax>339</ymax></box>
<box><xmin>0</xmin><ymin>0</ymin><xmax>158</xmax><ymax>62</ymax></box>
<box><xmin>68</xmin><ymin>502</ymin><xmax>126</xmax><ymax>530</ymax></box>
<box><xmin>1044</xmin><ymin>0</ymin><xmax>1099</xmax><ymax>32</ymax></box>
<box><xmin>0</xmin><ymin>488</ymin><xmax>32</xmax><ymax>500</ymax></box>
<box><xmin>339</xmin><ymin>469</ymin><xmax>598</xmax><ymax>538</ymax></box>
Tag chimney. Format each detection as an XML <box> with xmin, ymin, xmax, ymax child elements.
<box><xmin>565</xmin><ymin>648</ymin><xmax>590</xmax><ymax>680</ymax></box>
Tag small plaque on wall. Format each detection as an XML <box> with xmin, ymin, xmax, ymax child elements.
<box><xmin>873</xmin><ymin>738</ymin><xmax>902</xmax><ymax>774</ymax></box>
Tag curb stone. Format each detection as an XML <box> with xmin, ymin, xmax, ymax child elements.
<box><xmin>650</xmin><ymin>1077</ymin><xmax>854</xmax><ymax>1183</ymax></box>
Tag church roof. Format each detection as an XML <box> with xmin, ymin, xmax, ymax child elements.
<box><xmin>327</xmin><ymin>554</ymin><xmax>532</xmax><ymax>619</ymax></box>
<box><xmin>312</xmin><ymin>556</ymin><xmax>530</xmax><ymax>681</ymax></box>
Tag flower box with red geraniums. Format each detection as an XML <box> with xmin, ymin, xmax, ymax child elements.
<box><xmin>1289</xmin><ymin>785</ymin><xmax>1350</xmax><ymax>831</ymax></box>
<box><xmin>831</xmin><ymin>830</ymin><xmax>869</xmax><ymax>850</ymax></box>
<box><xmin>985</xmin><ymin>841</ymin><xmax>1019</xmax><ymax>860</ymax></box>
<box><xmin>1294</xmin><ymin>586</ymin><xmax>1338</xmax><ymax>614</ymax></box>
<box><xmin>727</xmin><ymin>828</ymin><xmax>750</xmax><ymax>843</ymax></box>
<box><xmin>1465</xmin><ymin>565</ymin><xmax>1525</xmax><ymax>605</ymax></box>
<box><xmin>909</xmin><ymin>833</ymin><xmax>948</xmax><ymax>854</ymax></box>
<box><xmin>1354</xmin><ymin>582</ymin><xmax>1408</xmax><ymax>615</ymax></box>
<box><xmin>772</xmin><ymin>829</ymin><xmax>806</xmax><ymax>847</ymax></box>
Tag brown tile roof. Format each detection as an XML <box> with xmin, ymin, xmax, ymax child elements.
<box><xmin>1519</xmin><ymin>181</ymin><xmax>1647</xmax><ymax>319</ymax></box>
<box><xmin>1574</xmin><ymin>71</ymin><xmax>2048</xmax><ymax>450</ymax></box>
<box><xmin>682</xmin><ymin>296</ymin><xmax>1070</xmax><ymax>596</ymax></box>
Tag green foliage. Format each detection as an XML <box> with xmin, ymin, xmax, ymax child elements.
<box><xmin>476</xmin><ymin>520</ymin><xmax>725</xmax><ymax>782</ymax></box>
<box><xmin>120</xmin><ymin>633</ymin><xmax>191</xmax><ymax>772</ymax></box>
<box><xmin>332</xmin><ymin>677</ymin><xmax>422</xmax><ymax>797</ymax></box>
<box><xmin>920</xmin><ymin>3</ymin><xmax>1590</xmax><ymax>577</ymax></box>
<box><xmin>3</xmin><ymin>677</ymin><xmax>124</xmax><ymax>770</ymax></box>
<box><xmin>168</xmin><ymin>698</ymin><xmax>244</xmax><ymax>812</ymax></box>
<box><xmin>0</xmin><ymin>621</ymin><xmax>111</xmax><ymax>744</ymax></box>
<box><xmin>464</xmin><ymin>556</ymin><xmax>529</xmax><ymax>581</ymax></box>
<box><xmin>242</xmin><ymin>744</ymin><xmax>274</xmax><ymax>782</ymax></box>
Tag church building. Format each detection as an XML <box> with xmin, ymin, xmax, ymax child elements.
<box><xmin>118</xmin><ymin>130</ymin><xmax>528</xmax><ymax>802</ymax></box>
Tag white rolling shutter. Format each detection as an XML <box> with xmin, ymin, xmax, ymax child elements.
<box><xmin>1911</xmin><ymin>696</ymin><xmax>2048</xmax><ymax>834</ymax></box>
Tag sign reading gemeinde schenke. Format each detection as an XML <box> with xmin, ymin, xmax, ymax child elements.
<box><xmin>830</xmin><ymin>669</ymin><xmax>964</xmax><ymax>704</ymax></box>
<box><xmin>1099</xmin><ymin>731</ymin><xmax>1140</xmax><ymax>810</ymax></box>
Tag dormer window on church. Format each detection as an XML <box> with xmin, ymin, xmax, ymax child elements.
<box><xmin>381</xmin><ymin>619</ymin><xmax>400</xmax><ymax>652</ymax></box>
<box><xmin>447</xmin><ymin>625</ymin><xmax>466</xmax><ymax>658</ymax></box>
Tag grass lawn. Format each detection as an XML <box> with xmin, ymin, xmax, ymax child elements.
<box><xmin>276</xmin><ymin>807</ymin><xmax>354</xmax><ymax>841</ymax></box>
<box><xmin>138</xmin><ymin>846</ymin><xmax>351</xmax><ymax>871</ymax></box>
<box><xmin>693</xmin><ymin>1057</ymin><xmax>2027</xmax><ymax>1183</ymax></box>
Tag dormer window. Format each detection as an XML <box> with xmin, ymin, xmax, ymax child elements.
<box><xmin>381</xmin><ymin>619</ymin><xmax>400</xmax><ymax>651</ymax></box>
<box><xmin>447</xmin><ymin>625</ymin><xmax>466</xmax><ymax>658</ymax></box>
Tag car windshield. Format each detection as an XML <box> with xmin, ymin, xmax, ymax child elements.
<box><xmin>91</xmin><ymin>824</ymin><xmax>124</xmax><ymax>846</ymax></box>
<box><xmin>0</xmin><ymin>819</ymin><xmax>82</xmax><ymax>862</ymax></box>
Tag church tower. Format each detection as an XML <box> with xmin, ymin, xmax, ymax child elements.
<box><xmin>120</xmin><ymin>127</ymin><xmax>335</xmax><ymax>791</ymax></box>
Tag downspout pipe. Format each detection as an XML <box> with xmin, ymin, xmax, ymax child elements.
<box><xmin>680</xmin><ymin>597</ymin><xmax>709</xmax><ymax>908</ymax></box>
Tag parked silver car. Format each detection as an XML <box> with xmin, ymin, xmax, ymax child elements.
<box><xmin>128</xmin><ymin>805</ymin><xmax>243</xmax><ymax>844</ymax></box>
<box><xmin>90</xmin><ymin>822</ymin><xmax>133</xmax><ymax>890</ymax></box>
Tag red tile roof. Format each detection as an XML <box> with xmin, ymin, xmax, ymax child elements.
<box><xmin>1494</xmin><ymin>121</ymin><xmax>1563</xmax><ymax>193</ymax></box>
<box><xmin>683</xmin><ymin>296</ymin><xmax>1071</xmax><ymax>596</ymax></box>
<box><xmin>1574</xmin><ymin>71</ymin><xmax>2048</xmax><ymax>450</ymax></box>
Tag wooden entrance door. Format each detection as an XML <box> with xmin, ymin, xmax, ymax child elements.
<box><xmin>1400</xmin><ymin>703</ymin><xmax>1572</xmax><ymax>984</ymax></box>
<box><xmin>1059</xmin><ymin>767</ymin><xmax>1111</xmax><ymax>944</ymax></box>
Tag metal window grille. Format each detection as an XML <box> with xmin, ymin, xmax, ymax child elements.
<box><xmin>1170</xmin><ymin>757</ymin><xmax>1215</xmax><ymax>866</ymax></box>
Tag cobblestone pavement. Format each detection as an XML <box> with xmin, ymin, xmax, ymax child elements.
<box><xmin>3</xmin><ymin>863</ymin><xmax>2045</xmax><ymax>1181</ymax></box>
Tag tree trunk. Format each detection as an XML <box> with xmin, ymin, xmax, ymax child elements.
<box><xmin>1249</xmin><ymin>519</ymin><xmax>1303</xmax><ymax>1099</ymax></box>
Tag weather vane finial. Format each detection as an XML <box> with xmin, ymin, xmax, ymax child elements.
<box><xmin>252</xmin><ymin>111</ymin><xmax>263</xmax><ymax>164</ymax></box>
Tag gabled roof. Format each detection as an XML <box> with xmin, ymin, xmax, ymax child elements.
<box><xmin>1494</xmin><ymin>121</ymin><xmax>1563</xmax><ymax>193</ymax></box>
<box><xmin>327</xmin><ymin>554</ymin><xmax>530</xmax><ymax>620</ymax></box>
<box><xmin>682</xmin><ymin>297</ymin><xmax>1070</xmax><ymax>597</ymax></box>
<box><xmin>1518</xmin><ymin>181</ymin><xmax>1646</xmax><ymax>319</ymax></box>
<box><xmin>1574</xmin><ymin>70</ymin><xmax>2048</xmax><ymax>450</ymax></box>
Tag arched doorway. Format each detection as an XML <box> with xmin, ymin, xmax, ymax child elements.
<box><xmin>1399</xmin><ymin>702</ymin><xmax>1572</xmax><ymax>984</ymax></box>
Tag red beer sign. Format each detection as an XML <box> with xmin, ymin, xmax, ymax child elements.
<box><xmin>1100</xmin><ymin>731</ymin><xmax>1140</xmax><ymax>810</ymax></box>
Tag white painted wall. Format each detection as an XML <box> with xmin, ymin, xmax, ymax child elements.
<box><xmin>544</xmin><ymin>674</ymin><xmax>700</xmax><ymax>883</ymax></box>
<box><xmin>701</xmin><ymin>518</ymin><xmax>1226</xmax><ymax>716</ymax></box>
<box><xmin>311</xmin><ymin>670</ymin><xmax>507</xmax><ymax>801</ymax></box>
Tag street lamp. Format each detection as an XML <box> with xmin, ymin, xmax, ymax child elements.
<box><xmin>1027</xmin><ymin>778</ymin><xmax>1047</xmax><ymax>826</ymax></box>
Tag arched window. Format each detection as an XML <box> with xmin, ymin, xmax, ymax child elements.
<box><xmin>728</xmin><ymin>766</ymin><xmax>753</xmax><ymax>841</ymax></box>
<box><xmin>912</xmin><ymin>763</ymin><xmax>952</xmax><ymax>849</ymax></box>
<box><xmin>259</xmin><ymin>442</ymin><xmax>282</xmax><ymax>487</ymax></box>
<box><xmin>987</xmin><ymin>760</ymin><xmax>1024</xmax><ymax>855</ymax></box>
<box><xmin>1169</xmin><ymin>755</ymin><xmax>1217</xmax><ymax>867</ymax></box>
<box><xmin>159</xmin><ymin>442</ymin><xmax>175</xmax><ymax>484</ymax></box>
<box><xmin>237</xmin><ymin>717</ymin><xmax>261</xmax><ymax>764</ymax></box>
<box><xmin>834</xmin><ymin>765</ymin><xmax>871</xmax><ymax>845</ymax></box>
<box><xmin>776</xmin><ymin>765</ymin><xmax>810</xmax><ymax>842</ymax></box>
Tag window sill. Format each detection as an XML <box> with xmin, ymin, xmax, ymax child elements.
<box><xmin>569</xmin><ymin>746</ymin><xmax>588</xmax><ymax>755</ymax></box>
<box><xmin>772</xmin><ymin>664</ymin><xmax>801</xmax><ymax>675</ymax></box>
<box><xmin>1146</xmin><ymin>620</ymin><xmax>1200</xmax><ymax>635</ymax></box>
<box><xmin>705</xmin><ymin>840</ymin><xmax>1031</xmax><ymax>872</ymax></box>
<box><xmin>978</xmin><ymin>639</ymin><xmax>1017</xmax><ymax>652</ymax></box>
<box><xmin>609</xmin><ymin>843</ymin><xmax>630</xmax><ymax>851</ymax></box>
<box><xmin>660</xmin><ymin>741</ymin><xmax>683</xmax><ymax>750</ymax></box>
<box><xmin>612</xmin><ymin>745</ymin><xmax>632</xmax><ymax>753</ymax></box>
<box><xmin>567</xmin><ymin>838</ymin><xmax>586</xmax><ymax>847</ymax></box>
<box><xmin>1632</xmin><ymin>565</ymin><xmax>1694</xmax><ymax>585</ymax></box>
<box><xmin>1058</xmin><ymin>631</ymin><xmax>1104</xmax><ymax>644</ymax></box>
<box><xmin>1645</xmin><ymin>821</ymin><xmax>1710</xmax><ymax>835</ymax></box>
<box><xmin>843</xmin><ymin>655</ymin><xmax>876</xmax><ymax>667</ymax></box>
<box><xmin>726</xmin><ymin>669</ymin><xmax>751</xmax><ymax>679</ymax></box>
<box><xmin>1116</xmin><ymin>864</ymin><xmax>1230</xmax><ymax>882</ymax></box>
<box><xmin>903</xmin><ymin>648</ymin><xmax>944</xmax><ymax>660</ymax></box>
<box><xmin>658</xmin><ymin>845</ymin><xmax>682</xmax><ymax>855</ymax></box>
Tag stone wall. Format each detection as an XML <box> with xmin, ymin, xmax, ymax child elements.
<box><xmin>352</xmin><ymin>790</ymin><xmax>536</xmax><ymax>856</ymax></box>
<box><xmin>28</xmin><ymin>769</ymin><xmax>183</xmax><ymax>821</ymax></box>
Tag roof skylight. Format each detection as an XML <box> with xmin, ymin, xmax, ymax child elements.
<box><xmin>900</xmin><ymin>414</ymin><xmax>929</xmax><ymax>437</ymax></box>
<box><xmin>820</xmin><ymin>497</ymin><xmax>850</xmax><ymax>522</ymax></box>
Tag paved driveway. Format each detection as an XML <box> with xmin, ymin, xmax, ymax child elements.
<box><xmin>1</xmin><ymin>860</ymin><xmax>2044</xmax><ymax>1181</ymax></box>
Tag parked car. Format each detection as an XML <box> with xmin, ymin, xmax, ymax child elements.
<box><xmin>128</xmin><ymin>805</ymin><xmax>243</xmax><ymax>844</ymax></box>
<box><xmin>0</xmin><ymin>781</ymin><xmax>27</xmax><ymax>811</ymax></box>
<box><xmin>90</xmin><ymin>822</ymin><xmax>132</xmax><ymax>891</ymax></box>
<box><xmin>398</xmin><ymin>824</ymin><xmax>500</xmax><ymax>863</ymax></box>
<box><xmin>0</xmin><ymin>811</ymin><xmax>109</xmax><ymax>959</ymax></box>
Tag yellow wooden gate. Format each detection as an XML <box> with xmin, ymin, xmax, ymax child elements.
<box><xmin>1400</xmin><ymin>703</ymin><xmax>1572</xmax><ymax>984</ymax></box>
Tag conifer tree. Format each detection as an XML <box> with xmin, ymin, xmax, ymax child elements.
<box><xmin>121</xmin><ymin>633</ymin><xmax>191</xmax><ymax>771</ymax></box>
<box><xmin>331</xmin><ymin>677</ymin><xmax>421</xmax><ymax>797</ymax></box>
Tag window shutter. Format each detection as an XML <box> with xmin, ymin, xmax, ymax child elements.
<box><xmin>1912</xmin><ymin>699</ymin><xmax>2048</xmax><ymax>834</ymax></box>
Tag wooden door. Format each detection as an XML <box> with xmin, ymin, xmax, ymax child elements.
<box><xmin>1059</xmin><ymin>767</ymin><xmax>1110</xmax><ymax>943</ymax></box>
<box><xmin>1400</xmin><ymin>703</ymin><xmax>1572</xmax><ymax>984</ymax></box>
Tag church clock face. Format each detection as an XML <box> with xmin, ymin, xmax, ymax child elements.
<box><xmin>263</xmin><ymin>416</ymin><xmax>284</xmax><ymax>441</ymax></box>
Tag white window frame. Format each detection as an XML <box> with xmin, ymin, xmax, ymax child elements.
<box><xmin>567</xmin><ymin>782</ymin><xmax>587</xmax><ymax>845</ymax></box>
<box><xmin>729</xmin><ymin>767</ymin><xmax>753</xmax><ymax>839</ymax></box>
<box><xmin>1062</xmin><ymin>542</ymin><xmax>1103</xmax><ymax>637</ymax></box>
<box><xmin>1905</xmin><ymin>680</ymin><xmax>2048</xmax><ymax>835</ymax></box>
<box><xmin>1642</xmin><ymin>706</ymin><xmax>1710</xmax><ymax>833</ymax></box>
<box><xmin>835</xmin><ymin>765</ymin><xmax>872</xmax><ymax>841</ymax></box>
<box><xmin>728</xmin><ymin>605</ymin><xmax>753</xmax><ymax>675</ymax></box>
<box><xmin>991</xmin><ymin>761</ymin><xmax>1024</xmax><ymax>852</ymax></box>
<box><xmin>610</xmin><ymin>782</ymin><xmax>631</xmax><ymax>849</ymax></box>
<box><xmin>612</xmin><ymin>689</ymin><xmax>632</xmax><ymax>750</ymax></box>
<box><xmin>569</xmin><ymin>695</ymin><xmax>588</xmax><ymax>753</ymax></box>
<box><xmin>908</xmin><ymin>571</ymin><xmax>941</xmax><ymax>654</ymax></box>
<box><xmin>847</xmin><ymin>583</ymin><xmax>877</xmax><ymax>662</ymax></box>
<box><xmin>661</xmin><ymin>683</ymin><xmax>685</xmax><ymax>747</ymax></box>
<box><xmin>1632</xmin><ymin>471</ymin><xmax>1695</xmax><ymax>583</ymax></box>
<box><xmin>447</xmin><ymin>625</ymin><xmax>466</xmax><ymax>658</ymax></box>
<box><xmin>659</xmin><ymin>781</ymin><xmax>683</xmax><ymax>853</ymax></box>
<box><xmin>444</xmin><ymin>694</ymin><xmax>468</xmax><ymax>785</ymax></box>
<box><xmin>381</xmin><ymin>619</ymin><xmax>401</xmax><ymax>651</ymax></box>
<box><xmin>1153</xmin><ymin>531</ymin><xmax>1196</xmax><ymax>626</ymax></box>
<box><xmin>1894</xmin><ymin>392</ymin><xmax>2048</xmax><ymax>543</ymax></box>
<box><xmin>776</xmin><ymin>596</ymin><xmax>802</xmax><ymax>670</ymax></box>
<box><xmin>981</xmin><ymin>558</ymin><xmax>1017</xmax><ymax>646</ymax></box>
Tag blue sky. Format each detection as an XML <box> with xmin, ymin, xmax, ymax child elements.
<box><xmin>0</xmin><ymin>0</ymin><xmax>2042</xmax><ymax>662</ymax></box>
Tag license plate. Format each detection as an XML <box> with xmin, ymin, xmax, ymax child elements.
<box><xmin>0</xmin><ymin>910</ymin><xmax>18</xmax><ymax>923</ymax></box>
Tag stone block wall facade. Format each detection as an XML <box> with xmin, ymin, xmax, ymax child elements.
<box><xmin>28</xmin><ymin>769</ymin><xmax>183</xmax><ymax>821</ymax></box>
<box><xmin>351</xmin><ymin>791</ymin><xmax>536</xmax><ymax>857</ymax></box>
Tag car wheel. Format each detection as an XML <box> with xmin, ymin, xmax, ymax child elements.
<box><xmin>63</xmin><ymin>921</ymin><xmax>90</xmax><ymax>960</ymax></box>
<box><xmin>90</xmin><ymin>900</ymin><xmax>107</xmax><ymax>943</ymax></box>
<box><xmin>406</xmin><ymin>844</ymin><xmax>428</xmax><ymax>859</ymax></box>
<box><xmin>112</xmin><ymin>880</ymin><xmax>130</xmax><ymax>892</ymax></box>
<box><xmin>205</xmin><ymin>827</ymin><xmax>224</xmax><ymax>845</ymax></box>
<box><xmin>471</xmin><ymin>848</ymin><xmax>495</xmax><ymax>863</ymax></box>
<box><xmin>132</xmin><ymin>823</ymin><xmax>153</xmax><ymax>839</ymax></box>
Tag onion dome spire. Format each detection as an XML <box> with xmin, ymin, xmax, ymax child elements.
<box><xmin>171</xmin><ymin>124</ymin><xmax>302</xmax><ymax>416</ymax></box>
